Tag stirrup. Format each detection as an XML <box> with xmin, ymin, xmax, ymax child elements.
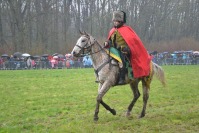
<box><xmin>117</xmin><ymin>79</ymin><xmax>125</xmax><ymax>85</ymax></box>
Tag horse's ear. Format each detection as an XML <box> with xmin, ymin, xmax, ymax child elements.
<box><xmin>79</xmin><ymin>30</ymin><xmax>84</xmax><ymax>35</ymax></box>
<box><xmin>83</xmin><ymin>31</ymin><xmax>86</xmax><ymax>35</ymax></box>
<box><xmin>83</xmin><ymin>31</ymin><xmax>89</xmax><ymax>36</ymax></box>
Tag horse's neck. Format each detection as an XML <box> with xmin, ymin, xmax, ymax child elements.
<box><xmin>90</xmin><ymin>42</ymin><xmax>108</xmax><ymax>69</ymax></box>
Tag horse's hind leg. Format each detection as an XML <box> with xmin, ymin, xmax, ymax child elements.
<box><xmin>139</xmin><ymin>79</ymin><xmax>150</xmax><ymax>118</ymax></box>
<box><xmin>126</xmin><ymin>80</ymin><xmax>140</xmax><ymax>117</ymax></box>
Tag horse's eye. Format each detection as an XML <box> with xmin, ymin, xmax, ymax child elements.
<box><xmin>82</xmin><ymin>40</ymin><xmax>86</xmax><ymax>42</ymax></box>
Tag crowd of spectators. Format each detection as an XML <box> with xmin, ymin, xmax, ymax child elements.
<box><xmin>0</xmin><ymin>50</ymin><xmax>199</xmax><ymax>70</ymax></box>
<box><xmin>150</xmin><ymin>50</ymin><xmax>199</xmax><ymax>65</ymax></box>
<box><xmin>0</xmin><ymin>52</ymin><xmax>92</xmax><ymax>70</ymax></box>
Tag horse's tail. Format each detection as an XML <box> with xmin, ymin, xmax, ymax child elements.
<box><xmin>152</xmin><ymin>62</ymin><xmax>166</xmax><ymax>87</ymax></box>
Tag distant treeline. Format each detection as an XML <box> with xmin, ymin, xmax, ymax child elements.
<box><xmin>0</xmin><ymin>0</ymin><xmax>198</xmax><ymax>55</ymax></box>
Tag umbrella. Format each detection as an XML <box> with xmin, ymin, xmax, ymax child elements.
<box><xmin>162</xmin><ymin>52</ymin><xmax>169</xmax><ymax>54</ymax></box>
<box><xmin>185</xmin><ymin>50</ymin><xmax>193</xmax><ymax>53</ymax></box>
<box><xmin>13</xmin><ymin>52</ymin><xmax>22</xmax><ymax>58</ymax></box>
<box><xmin>53</xmin><ymin>56</ymin><xmax>58</xmax><ymax>59</ymax></box>
<box><xmin>42</xmin><ymin>54</ymin><xmax>49</xmax><ymax>57</ymax></box>
<box><xmin>57</xmin><ymin>54</ymin><xmax>65</xmax><ymax>58</ymax></box>
<box><xmin>193</xmin><ymin>51</ymin><xmax>199</xmax><ymax>54</ymax></box>
<box><xmin>22</xmin><ymin>53</ymin><xmax>31</xmax><ymax>57</ymax></box>
<box><xmin>52</xmin><ymin>53</ymin><xmax>59</xmax><ymax>56</ymax></box>
<box><xmin>1</xmin><ymin>54</ymin><xmax>9</xmax><ymax>57</ymax></box>
<box><xmin>33</xmin><ymin>55</ymin><xmax>40</xmax><ymax>59</ymax></box>
<box><xmin>173</xmin><ymin>51</ymin><xmax>184</xmax><ymax>54</ymax></box>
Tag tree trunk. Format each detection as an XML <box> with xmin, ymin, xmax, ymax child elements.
<box><xmin>0</xmin><ymin>1</ymin><xmax>7</xmax><ymax>48</ymax></box>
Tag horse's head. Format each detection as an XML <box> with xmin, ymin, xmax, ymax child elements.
<box><xmin>72</xmin><ymin>31</ymin><xmax>96</xmax><ymax>57</ymax></box>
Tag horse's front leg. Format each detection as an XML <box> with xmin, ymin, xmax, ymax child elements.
<box><xmin>94</xmin><ymin>95</ymin><xmax>100</xmax><ymax>121</ymax></box>
<box><xmin>100</xmin><ymin>100</ymin><xmax>116</xmax><ymax>115</ymax></box>
<box><xmin>94</xmin><ymin>97</ymin><xmax>116</xmax><ymax>121</ymax></box>
<box><xmin>94</xmin><ymin>81</ymin><xmax>113</xmax><ymax>121</ymax></box>
<box><xmin>94</xmin><ymin>83</ymin><xmax>102</xmax><ymax>121</ymax></box>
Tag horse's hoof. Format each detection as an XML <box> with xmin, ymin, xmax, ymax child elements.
<box><xmin>94</xmin><ymin>117</ymin><xmax>99</xmax><ymax>121</ymax></box>
<box><xmin>126</xmin><ymin>112</ymin><xmax>131</xmax><ymax>117</ymax></box>
<box><xmin>111</xmin><ymin>109</ymin><xmax>116</xmax><ymax>115</ymax></box>
<box><xmin>138</xmin><ymin>114</ymin><xmax>145</xmax><ymax>119</ymax></box>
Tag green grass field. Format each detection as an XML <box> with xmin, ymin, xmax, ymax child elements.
<box><xmin>0</xmin><ymin>66</ymin><xmax>199</xmax><ymax>133</ymax></box>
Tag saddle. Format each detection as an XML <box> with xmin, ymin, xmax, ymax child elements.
<box><xmin>105</xmin><ymin>47</ymin><xmax>134</xmax><ymax>79</ymax></box>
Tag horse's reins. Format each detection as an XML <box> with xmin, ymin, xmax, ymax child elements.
<box><xmin>75</xmin><ymin>35</ymin><xmax>113</xmax><ymax>80</ymax></box>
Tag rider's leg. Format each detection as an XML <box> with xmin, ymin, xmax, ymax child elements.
<box><xmin>118</xmin><ymin>67</ymin><xmax>126</xmax><ymax>85</ymax></box>
<box><xmin>118</xmin><ymin>52</ymin><xmax>126</xmax><ymax>85</ymax></box>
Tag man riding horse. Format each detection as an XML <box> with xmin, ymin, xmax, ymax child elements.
<box><xmin>104</xmin><ymin>11</ymin><xmax>151</xmax><ymax>85</ymax></box>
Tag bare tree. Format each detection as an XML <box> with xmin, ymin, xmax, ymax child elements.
<box><xmin>7</xmin><ymin>0</ymin><xmax>28</xmax><ymax>51</ymax></box>
<box><xmin>0</xmin><ymin>0</ymin><xmax>7</xmax><ymax>49</ymax></box>
<box><xmin>0</xmin><ymin>0</ymin><xmax>198</xmax><ymax>55</ymax></box>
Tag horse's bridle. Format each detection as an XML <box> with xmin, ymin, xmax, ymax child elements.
<box><xmin>75</xmin><ymin>35</ymin><xmax>104</xmax><ymax>57</ymax></box>
<box><xmin>75</xmin><ymin>34</ymin><xmax>114</xmax><ymax>81</ymax></box>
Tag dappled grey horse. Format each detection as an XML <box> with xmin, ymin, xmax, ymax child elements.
<box><xmin>71</xmin><ymin>31</ymin><xmax>166</xmax><ymax>121</ymax></box>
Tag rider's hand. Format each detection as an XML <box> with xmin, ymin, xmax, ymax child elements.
<box><xmin>104</xmin><ymin>41</ymin><xmax>109</xmax><ymax>48</ymax></box>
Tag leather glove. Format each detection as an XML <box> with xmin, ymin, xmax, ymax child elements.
<box><xmin>104</xmin><ymin>41</ymin><xmax>109</xmax><ymax>47</ymax></box>
<box><xmin>104</xmin><ymin>40</ymin><xmax>112</xmax><ymax>48</ymax></box>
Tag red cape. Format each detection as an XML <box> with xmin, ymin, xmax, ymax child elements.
<box><xmin>108</xmin><ymin>25</ymin><xmax>151</xmax><ymax>78</ymax></box>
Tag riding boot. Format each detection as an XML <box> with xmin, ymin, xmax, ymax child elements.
<box><xmin>118</xmin><ymin>68</ymin><xmax>126</xmax><ymax>85</ymax></box>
